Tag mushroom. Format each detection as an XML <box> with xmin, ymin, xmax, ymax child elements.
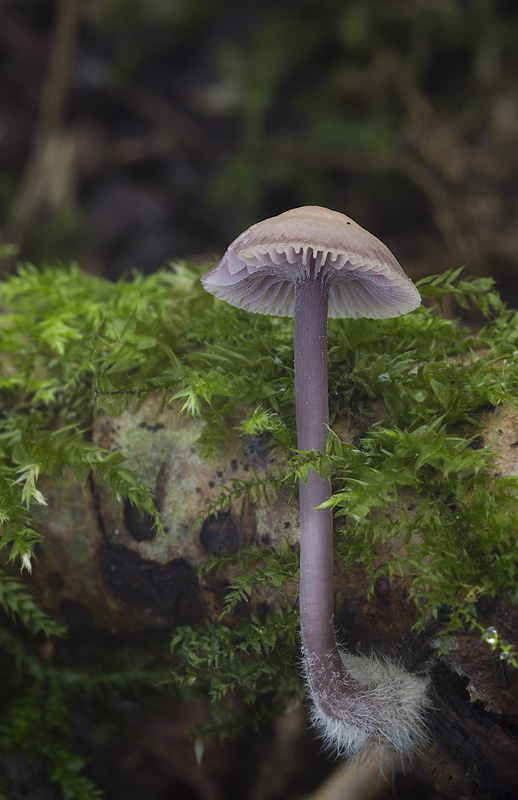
<box><xmin>202</xmin><ymin>206</ymin><xmax>429</xmax><ymax>761</ymax></box>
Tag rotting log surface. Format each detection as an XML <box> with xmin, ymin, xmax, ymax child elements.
<box><xmin>26</xmin><ymin>396</ymin><xmax>518</xmax><ymax>799</ymax></box>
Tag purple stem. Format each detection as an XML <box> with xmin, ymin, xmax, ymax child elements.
<box><xmin>294</xmin><ymin>263</ymin><xmax>346</xmax><ymax>706</ymax></box>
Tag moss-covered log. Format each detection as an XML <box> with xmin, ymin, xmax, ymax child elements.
<box><xmin>18</xmin><ymin>394</ymin><xmax>516</xmax><ymax>798</ymax></box>
<box><xmin>1</xmin><ymin>264</ymin><xmax>518</xmax><ymax>799</ymax></box>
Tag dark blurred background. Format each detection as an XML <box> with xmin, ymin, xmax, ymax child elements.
<box><xmin>1</xmin><ymin>0</ymin><xmax>518</xmax><ymax>303</ymax></box>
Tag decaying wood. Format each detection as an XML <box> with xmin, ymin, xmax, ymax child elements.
<box><xmin>29</xmin><ymin>396</ymin><xmax>518</xmax><ymax>798</ymax></box>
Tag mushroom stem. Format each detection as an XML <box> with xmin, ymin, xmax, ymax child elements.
<box><xmin>201</xmin><ymin>206</ymin><xmax>429</xmax><ymax>761</ymax></box>
<box><xmin>294</xmin><ymin>262</ymin><xmax>345</xmax><ymax>700</ymax></box>
<box><xmin>293</xmin><ymin>263</ymin><xmax>429</xmax><ymax>761</ymax></box>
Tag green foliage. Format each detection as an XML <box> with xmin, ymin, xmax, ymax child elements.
<box><xmin>171</xmin><ymin>603</ymin><xmax>300</xmax><ymax>736</ymax></box>
<box><xmin>170</xmin><ymin>585</ymin><xmax>300</xmax><ymax>739</ymax></box>
<box><xmin>0</xmin><ymin>262</ymin><xmax>208</xmax><ymax>567</ymax></box>
<box><xmin>189</xmin><ymin>462</ymin><xmax>296</xmax><ymax>532</ymax></box>
<box><xmin>0</xmin><ymin>569</ymin><xmax>67</xmax><ymax>638</ymax></box>
<box><xmin>200</xmin><ymin>540</ymin><xmax>299</xmax><ymax>620</ymax></box>
<box><xmin>166</xmin><ymin>543</ymin><xmax>301</xmax><ymax>740</ymax></box>
<box><xmin>239</xmin><ymin>405</ymin><xmax>295</xmax><ymax>448</ymax></box>
<box><xmin>0</xmin><ymin>625</ymin><xmax>172</xmax><ymax>800</ymax></box>
<box><xmin>181</xmin><ymin>266</ymin><xmax>518</xmax><ymax>670</ymax></box>
<box><xmin>1</xmin><ymin>260</ymin><xmax>518</xmax><ymax>789</ymax></box>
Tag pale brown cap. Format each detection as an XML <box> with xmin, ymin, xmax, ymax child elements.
<box><xmin>202</xmin><ymin>206</ymin><xmax>421</xmax><ymax>319</ymax></box>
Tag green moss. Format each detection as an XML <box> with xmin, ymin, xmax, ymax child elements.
<box><xmin>0</xmin><ymin>261</ymin><xmax>517</xmax><ymax>792</ymax></box>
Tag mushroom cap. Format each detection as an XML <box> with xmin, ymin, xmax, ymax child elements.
<box><xmin>202</xmin><ymin>206</ymin><xmax>421</xmax><ymax>319</ymax></box>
